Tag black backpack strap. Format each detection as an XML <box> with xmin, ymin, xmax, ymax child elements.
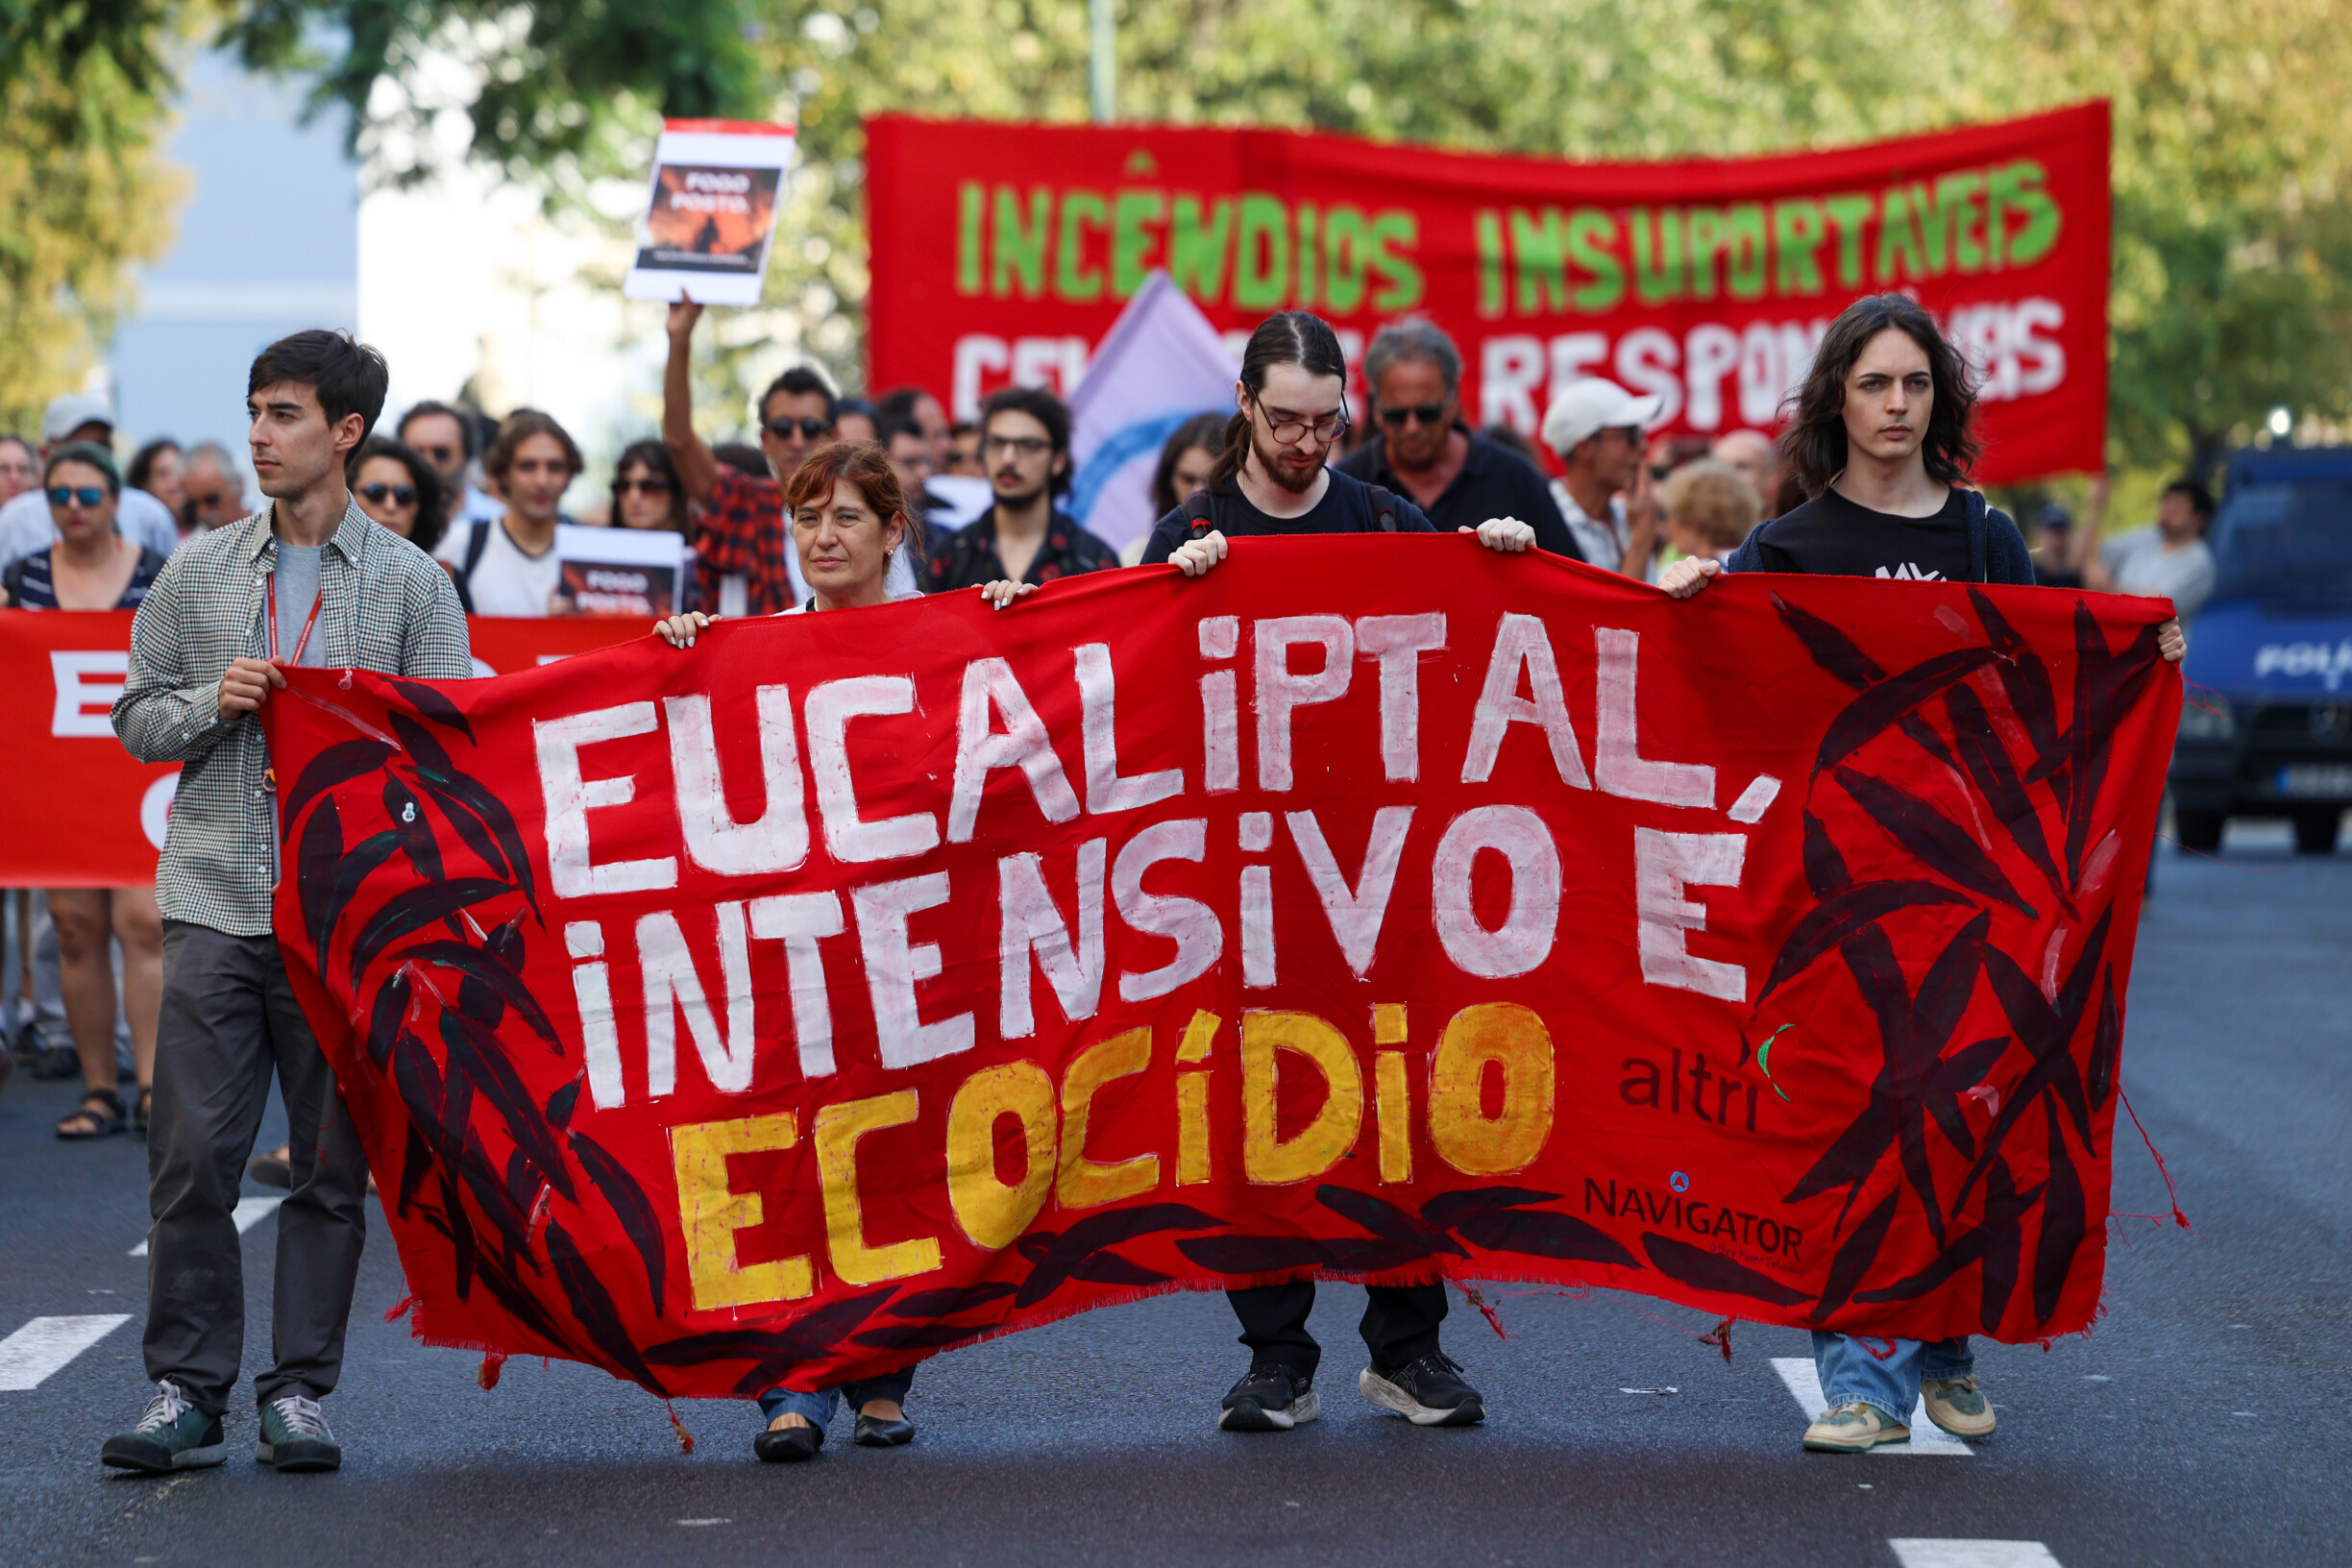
<box><xmin>1364</xmin><ymin>483</ymin><xmax>1400</xmax><ymax>532</ymax></box>
<box><xmin>452</xmin><ymin>519</ymin><xmax>490</xmax><ymax>614</ymax></box>
<box><xmin>1181</xmin><ymin>490</ymin><xmax>1217</xmax><ymax>541</ymax></box>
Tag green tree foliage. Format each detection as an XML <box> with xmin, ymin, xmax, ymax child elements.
<box><xmin>8</xmin><ymin>0</ymin><xmax>2348</xmax><ymax>488</ymax></box>
<box><xmin>0</xmin><ymin>0</ymin><xmax>186</xmax><ymax>433</ymax></box>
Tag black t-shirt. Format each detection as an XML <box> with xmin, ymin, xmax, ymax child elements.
<box><xmin>1138</xmin><ymin>469</ymin><xmax>1435</xmax><ymax>564</ymax></box>
<box><xmin>1745</xmin><ymin>486</ymin><xmax>1974</xmax><ymax>582</ymax></box>
<box><xmin>1335</xmin><ymin>430</ymin><xmax>1582</xmax><ymax>561</ymax></box>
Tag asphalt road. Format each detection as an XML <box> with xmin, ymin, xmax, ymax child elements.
<box><xmin>3</xmin><ymin>825</ymin><xmax>2344</xmax><ymax>1568</ymax></box>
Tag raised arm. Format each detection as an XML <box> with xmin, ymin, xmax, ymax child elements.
<box><xmin>663</xmin><ymin>299</ymin><xmax>723</xmax><ymax>506</ymax></box>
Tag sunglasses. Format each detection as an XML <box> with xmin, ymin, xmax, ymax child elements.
<box><xmin>768</xmin><ymin>417</ymin><xmax>835</xmax><ymax>440</ymax></box>
<box><xmin>359</xmin><ymin>481</ymin><xmax>418</xmax><ymax>507</ymax></box>
<box><xmin>616</xmin><ymin>477</ymin><xmax>674</xmax><ymax>495</ymax></box>
<box><xmin>1377</xmin><ymin>402</ymin><xmax>1451</xmax><ymax>429</ymax></box>
<box><xmin>47</xmin><ymin>486</ymin><xmax>107</xmax><ymax>507</ymax></box>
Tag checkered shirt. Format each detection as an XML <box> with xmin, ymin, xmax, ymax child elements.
<box><xmin>111</xmin><ymin>500</ymin><xmax>473</xmax><ymax>936</ymax></box>
<box><xmin>692</xmin><ymin>464</ymin><xmax>796</xmax><ymax>618</ymax></box>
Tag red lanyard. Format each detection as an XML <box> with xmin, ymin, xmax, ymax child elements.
<box><xmin>265</xmin><ymin>570</ymin><xmax>322</xmax><ymax>665</ymax></box>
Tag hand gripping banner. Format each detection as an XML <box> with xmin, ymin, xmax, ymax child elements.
<box><xmin>264</xmin><ymin>541</ymin><xmax>2180</xmax><ymax>1398</ymax></box>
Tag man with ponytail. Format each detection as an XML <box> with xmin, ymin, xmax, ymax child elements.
<box><xmin>1139</xmin><ymin>311</ymin><xmax>1537</xmax><ymax>1434</ymax></box>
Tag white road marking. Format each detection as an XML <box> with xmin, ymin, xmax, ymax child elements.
<box><xmin>1889</xmin><ymin>1541</ymin><xmax>2063</xmax><ymax>1568</ymax></box>
<box><xmin>0</xmin><ymin>1314</ymin><xmax>133</xmax><ymax>1390</ymax></box>
<box><xmin>1770</xmin><ymin>1357</ymin><xmax>1972</xmax><ymax>1456</ymax></box>
<box><xmin>130</xmin><ymin>1195</ymin><xmax>284</xmax><ymax>1258</ymax></box>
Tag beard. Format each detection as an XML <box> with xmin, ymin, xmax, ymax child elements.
<box><xmin>1251</xmin><ymin>427</ymin><xmax>1324</xmax><ymax>495</ymax></box>
<box><xmin>992</xmin><ymin>476</ymin><xmax>1048</xmax><ymax>510</ymax></box>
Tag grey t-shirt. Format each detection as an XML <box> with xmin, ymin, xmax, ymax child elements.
<box><xmin>2101</xmin><ymin>527</ymin><xmax>2216</xmax><ymax>620</ymax></box>
<box><xmin>274</xmin><ymin>542</ymin><xmax>325</xmax><ymax>665</ymax></box>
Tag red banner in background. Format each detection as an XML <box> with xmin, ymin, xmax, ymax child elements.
<box><xmin>0</xmin><ymin>612</ymin><xmax>643</xmax><ymax>888</ymax></box>
<box><xmin>866</xmin><ymin>105</ymin><xmax>2110</xmax><ymax>482</ymax></box>
<box><xmin>262</xmin><ymin>544</ymin><xmax>2175</xmax><ymax>1398</ymax></box>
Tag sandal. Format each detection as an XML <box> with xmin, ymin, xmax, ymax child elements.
<box><xmin>133</xmin><ymin>1086</ymin><xmax>152</xmax><ymax>1136</ymax></box>
<box><xmin>58</xmin><ymin>1087</ymin><xmax>126</xmax><ymax>1139</ymax></box>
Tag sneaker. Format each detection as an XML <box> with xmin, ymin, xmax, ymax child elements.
<box><xmin>1921</xmin><ymin>1377</ymin><xmax>1997</xmax><ymax>1439</ymax></box>
<box><xmin>1802</xmin><ymin>1401</ymin><xmax>1911</xmax><ymax>1453</ymax></box>
<box><xmin>256</xmin><ymin>1394</ymin><xmax>341</xmax><ymax>1472</ymax></box>
<box><xmin>1219</xmin><ymin>1361</ymin><xmax>1319</xmax><ymax>1432</ymax></box>
<box><xmin>1360</xmin><ymin>1353</ymin><xmax>1485</xmax><ymax>1427</ymax></box>
<box><xmin>101</xmin><ymin>1381</ymin><xmax>228</xmax><ymax>1473</ymax></box>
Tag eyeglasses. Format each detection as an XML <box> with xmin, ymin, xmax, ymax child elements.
<box><xmin>1253</xmin><ymin>399</ymin><xmax>1351</xmax><ymax>446</ymax></box>
<box><xmin>359</xmin><ymin>482</ymin><xmax>417</xmax><ymax>507</ymax></box>
<box><xmin>1376</xmin><ymin>402</ymin><xmax>1450</xmax><ymax>429</ymax></box>
<box><xmin>615</xmin><ymin>477</ymin><xmax>674</xmax><ymax>495</ymax></box>
<box><xmin>981</xmin><ymin>434</ymin><xmax>1052</xmax><ymax>458</ymax></box>
<box><xmin>47</xmin><ymin>486</ymin><xmax>107</xmax><ymax>508</ymax></box>
<box><xmin>768</xmin><ymin>416</ymin><xmax>835</xmax><ymax>440</ymax></box>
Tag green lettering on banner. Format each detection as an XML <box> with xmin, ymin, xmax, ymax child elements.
<box><xmin>957</xmin><ymin>182</ymin><xmax>985</xmax><ymax>296</ymax></box>
<box><xmin>1326</xmin><ymin>205</ymin><xmax>1371</xmax><ymax>315</ymax></box>
<box><xmin>1725</xmin><ymin>203</ymin><xmax>1768</xmax><ymax>301</ymax></box>
<box><xmin>1908</xmin><ymin>181</ymin><xmax>1951</xmax><ymax>279</ymax></box>
<box><xmin>1824</xmin><ymin>193</ymin><xmax>1874</xmax><ymax>289</ymax></box>
<box><xmin>1366</xmin><ymin>210</ymin><xmax>1422</xmax><ymax>310</ymax></box>
<box><xmin>992</xmin><ymin>185</ymin><xmax>1051</xmax><ymax>300</ymax></box>
<box><xmin>1509</xmin><ymin>207</ymin><xmax>1570</xmax><ymax>316</ymax></box>
<box><xmin>1568</xmin><ymin>208</ymin><xmax>1623</xmax><ymax>312</ymax></box>
<box><xmin>1296</xmin><ymin>203</ymin><xmax>1321</xmax><ymax>308</ymax></box>
<box><xmin>1111</xmin><ymin>189</ymin><xmax>1166</xmax><ymax>298</ymax></box>
<box><xmin>1939</xmin><ymin>171</ymin><xmax>1986</xmax><ymax>274</ymax></box>
<box><xmin>1874</xmin><ymin>185</ymin><xmax>1927</xmax><ymax>284</ymax></box>
<box><xmin>1772</xmin><ymin>199</ymin><xmax>1825</xmax><ymax>296</ymax></box>
<box><xmin>1686</xmin><ymin>207</ymin><xmax>1727</xmax><ymax>302</ymax></box>
<box><xmin>1234</xmin><ymin>194</ymin><xmax>1290</xmax><ymax>310</ymax></box>
<box><xmin>1170</xmin><ymin>196</ymin><xmax>1233</xmax><ymax>305</ymax></box>
<box><xmin>1631</xmin><ymin>208</ymin><xmax>1683</xmax><ymax>304</ymax></box>
<box><xmin>1056</xmin><ymin>188</ymin><xmax>1108</xmax><ymax>303</ymax></box>
<box><xmin>1999</xmin><ymin>160</ymin><xmax>2060</xmax><ymax>267</ymax></box>
<box><xmin>1475</xmin><ymin>209</ymin><xmax>1506</xmax><ymax>319</ymax></box>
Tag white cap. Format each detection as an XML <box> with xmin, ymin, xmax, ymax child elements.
<box><xmin>1539</xmin><ymin>378</ymin><xmax>1662</xmax><ymax>456</ymax></box>
<box><xmin>41</xmin><ymin>392</ymin><xmax>114</xmax><ymax>446</ymax></box>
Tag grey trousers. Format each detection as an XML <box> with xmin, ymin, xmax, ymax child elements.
<box><xmin>144</xmin><ymin>920</ymin><xmax>369</xmax><ymax>1412</ymax></box>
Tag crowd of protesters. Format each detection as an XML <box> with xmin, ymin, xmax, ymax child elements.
<box><xmin>0</xmin><ymin>296</ymin><xmax>2201</xmax><ymax>1479</ymax></box>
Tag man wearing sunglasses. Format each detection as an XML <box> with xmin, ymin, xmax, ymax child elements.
<box><xmin>397</xmin><ymin>401</ymin><xmax>503</xmax><ymax>558</ymax></box>
<box><xmin>1335</xmin><ymin>320</ymin><xmax>1579</xmax><ymax>561</ymax></box>
<box><xmin>661</xmin><ymin>297</ymin><xmax>920</xmax><ymax>614</ymax></box>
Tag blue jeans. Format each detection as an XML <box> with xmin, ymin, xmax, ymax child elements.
<box><xmin>1812</xmin><ymin>1332</ymin><xmax>1972</xmax><ymax>1425</ymax></box>
<box><xmin>756</xmin><ymin>1367</ymin><xmax>915</xmax><ymax>1431</ymax></box>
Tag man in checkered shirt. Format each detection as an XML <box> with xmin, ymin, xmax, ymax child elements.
<box><xmin>101</xmin><ymin>331</ymin><xmax>471</xmax><ymax>1477</ymax></box>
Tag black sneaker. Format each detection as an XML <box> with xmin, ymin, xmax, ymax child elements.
<box><xmin>256</xmin><ymin>1394</ymin><xmax>341</xmax><ymax>1472</ymax></box>
<box><xmin>102</xmin><ymin>1381</ymin><xmax>228</xmax><ymax>1473</ymax></box>
<box><xmin>1360</xmin><ymin>1353</ymin><xmax>1485</xmax><ymax>1427</ymax></box>
<box><xmin>1219</xmin><ymin>1361</ymin><xmax>1319</xmax><ymax>1433</ymax></box>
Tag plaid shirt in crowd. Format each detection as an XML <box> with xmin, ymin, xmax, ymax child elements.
<box><xmin>693</xmin><ymin>465</ymin><xmax>797</xmax><ymax>618</ymax></box>
<box><xmin>112</xmin><ymin>501</ymin><xmax>472</xmax><ymax>936</ymax></box>
<box><xmin>921</xmin><ymin>507</ymin><xmax>1120</xmax><ymax>592</ymax></box>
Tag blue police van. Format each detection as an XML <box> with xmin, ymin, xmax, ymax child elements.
<box><xmin>2168</xmin><ymin>446</ymin><xmax>2352</xmax><ymax>853</ymax></box>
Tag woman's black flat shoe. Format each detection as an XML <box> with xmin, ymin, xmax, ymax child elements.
<box><xmin>853</xmin><ymin>1413</ymin><xmax>915</xmax><ymax>1448</ymax></box>
<box><xmin>754</xmin><ymin>1425</ymin><xmax>823</xmax><ymax>1463</ymax></box>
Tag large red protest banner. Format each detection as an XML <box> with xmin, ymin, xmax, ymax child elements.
<box><xmin>866</xmin><ymin>105</ymin><xmax>2110</xmax><ymax>482</ymax></box>
<box><xmin>261</xmin><ymin>542</ymin><xmax>2176</xmax><ymax>1398</ymax></box>
<box><xmin>0</xmin><ymin>613</ymin><xmax>641</xmax><ymax>887</ymax></box>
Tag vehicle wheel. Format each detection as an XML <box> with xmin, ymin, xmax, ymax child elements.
<box><xmin>2291</xmin><ymin>809</ymin><xmax>2343</xmax><ymax>855</ymax></box>
<box><xmin>2171</xmin><ymin>809</ymin><xmax>2225</xmax><ymax>853</ymax></box>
